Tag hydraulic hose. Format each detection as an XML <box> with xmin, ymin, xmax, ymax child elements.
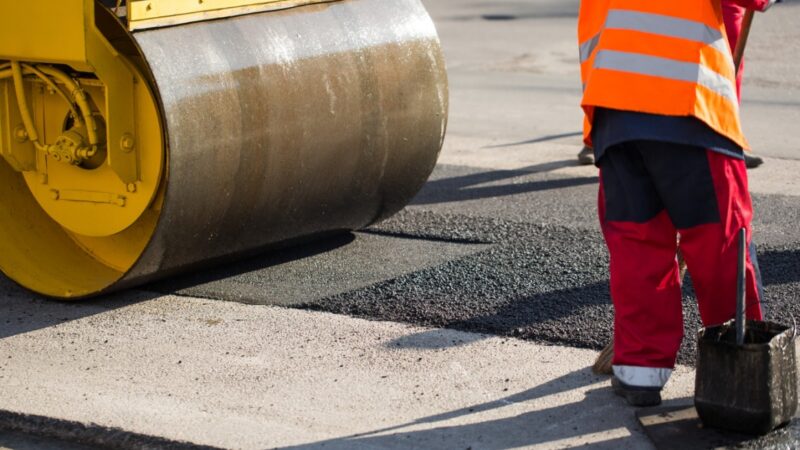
<box><xmin>25</xmin><ymin>64</ymin><xmax>83</xmax><ymax>127</ymax></box>
<box><xmin>10</xmin><ymin>61</ymin><xmax>42</xmax><ymax>148</ymax></box>
<box><xmin>36</xmin><ymin>65</ymin><xmax>100</xmax><ymax>151</ymax></box>
<box><xmin>2</xmin><ymin>61</ymin><xmax>101</xmax><ymax>159</ymax></box>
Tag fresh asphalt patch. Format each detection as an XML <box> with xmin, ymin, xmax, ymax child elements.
<box><xmin>146</xmin><ymin>164</ymin><xmax>800</xmax><ymax>367</ymax></box>
<box><xmin>305</xmin><ymin>209</ymin><xmax>800</xmax><ymax>366</ymax></box>
<box><xmin>147</xmin><ymin>232</ymin><xmax>489</xmax><ymax>306</ymax></box>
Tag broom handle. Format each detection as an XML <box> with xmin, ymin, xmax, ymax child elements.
<box><xmin>736</xmin><ymin>227</ymin><xmax>747</xmax><ymax>345</ymax></box>
<box><xmin>733</xmin><ymin>9</ymin><xmax>756</xmax><ymax>75</ymax></box>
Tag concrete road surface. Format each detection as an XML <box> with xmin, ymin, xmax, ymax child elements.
<box><xmin>2</xmin><ymin>1</ymin><xmax>799</xmax><ymax>449</ymax></box>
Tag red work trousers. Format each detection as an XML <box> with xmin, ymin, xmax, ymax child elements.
<box><xmin>599</xmin><ymin>141</ymin><xmax>763</xmax><ymax>369</ymax></box>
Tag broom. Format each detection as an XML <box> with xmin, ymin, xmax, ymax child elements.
<box><xmin>592</xmin><ymin>10</ymin><xmax>757</xmax><ymax>376</ymax></box>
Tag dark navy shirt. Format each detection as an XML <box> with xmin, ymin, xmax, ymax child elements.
<box><xmin>591</xmin><ymin>108</ymin><xmax>744</xmax><ymax>164</ymax></box>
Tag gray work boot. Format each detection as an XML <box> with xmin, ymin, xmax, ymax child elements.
<box><xmin>612</xmin><ymin>377</ymin><xmax>662</xmax><ymax>407</ymax></box>
<box><xmin>577</xmin><ymin>146</ymin><xmax>594</xmax><ymax>165</ymax></box>
<box><xmin>744</xmin><ymin>152</ymin><xmax>764</xmax><ymax>169</ymax></box>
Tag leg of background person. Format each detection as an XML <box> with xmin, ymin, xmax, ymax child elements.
<box><xmin>578</xmin><ymin>115</ymin><xmax>596</xmax><ymax>165</ymax></box>
<box><xmin>578</xmin><ymin>145</ymin><xmax>595</xmax><ymax>165</ymax></box>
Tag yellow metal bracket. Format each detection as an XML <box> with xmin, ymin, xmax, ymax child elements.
<box><xmin>0</xmin><ymin>0</ymin><xmax>138</xmax><ymax>184</ymax></box>
<box><xmin>86</xmin><ymin>20</ymin><xmax>139</xmax><ymax>184</ymax></box>
<box><xmin>128</xmin><ymin>0</ymin><xmax>339</xmax><ymax>30</ymax></box>
<box><xmin>0</xmin><ymin>81</ymin><xmax>37</xmax><ymax>172</ymax></box>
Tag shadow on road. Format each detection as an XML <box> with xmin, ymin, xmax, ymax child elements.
<box><xmin>484</xmin><ymin>131</ymin><xmax>583</xmax><ymax>148</ymax></box>
<box><xmin>0</xmin><ymin>233</ymin><xmax>357</xmax><ymax>340</ymax></box>
<box><xmin>145</xmin><ymin>232</ymin><xmax>357</xmax><ymax>295</ymax></box>
<box><xmin>0</xmin><ymin>409</ymin><xmax>221</xmax><ymax>450</ymax></box>
<box><xmin>411</xmin><ymin>162</ymin><xmax>598</xmax><ymax>206</ymax></box>
<box><xmin>387</xmin><ymin>329</ymin><xmax>489</xmax><ymax>350</ymax></box>
<box><xmin>0</xmin><ymin>289</ymin><xmax>158</xmax><ymax>341</ymax></box>
<box><xmin>383</xmin><ymin>280</ymin><xmax>612</xmax><ymax>353</ymax></box>
<box><xmin>279</xmin><ymin>368</ymin><xmax>638</xmax><ymax>450</ymax></box>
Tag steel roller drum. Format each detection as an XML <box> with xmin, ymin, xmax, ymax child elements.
<box><xmin>0</xmin><ymin>0</ymin><xmax>447</xmax><ymax>298</ymax></box>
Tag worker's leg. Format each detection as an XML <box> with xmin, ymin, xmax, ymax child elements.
<box><xmin>659</xmin><ymin>150</ymin><xmax>764</xmax><ymax>326</ymax></box>
<box><xmin>598</xmin><ymin>143</ymin><xmax>683</xmax><ymax>391</ymax></box>
<box><xmin>641</xmin><ymin>144</ymin><xmax>763</xmax><ymax>326</ymax></box>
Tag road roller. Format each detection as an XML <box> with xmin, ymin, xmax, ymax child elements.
<box><xmin>0</xmin><ymin>0</ymin><xmax>447</xmax><ymax>299</ymax></box>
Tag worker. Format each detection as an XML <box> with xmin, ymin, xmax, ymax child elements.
<box><xmin>577</xmin><ymin>0</ymin><xmax>770</xmax><ymax>169</ymax></box>
<box><xmin>579</xmin><ymin>0</ymin><xmax>775</xmax><ymax>406</ymax></box>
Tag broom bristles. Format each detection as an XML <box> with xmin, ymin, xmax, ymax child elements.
<box><xmin>678</xmin><ymin>250</ymin><xmax>688</xmax><ymax>281</ymax></box>
<box><xmin>592</xmin><ymin>340</ymin><xmax>614</xmax><ymax>375</ymax></box>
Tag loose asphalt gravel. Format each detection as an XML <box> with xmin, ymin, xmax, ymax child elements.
<box><xmin>310</xmin><ymin>164</ymin><xmax>800</xmax><ymax>366</ymax></box>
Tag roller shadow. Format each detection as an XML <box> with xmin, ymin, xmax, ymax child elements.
<box><xmin>411</xmin><ymin>162</ymin><xmax>598</xmax><ymax>206</ymax></box>
<box><xmin>144</xmin><ymin>232</ymin><xmax>357</xmax><ymax>295</ymax></box>
<box><xmin>0</xmin><ymin>289</ymin><xmax>158</xmax><ymax>341</ymax></box>
<box><xmin>279</xmin><ymin>369</ymin><xmax>640</xmax><ymax>450</ymax></box>
<box><xmin>0</xmin><ymin>233</ymin><xmax>357</xmax><ymax>340</ymax></box>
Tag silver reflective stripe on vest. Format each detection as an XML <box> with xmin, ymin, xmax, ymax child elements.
<box><xmin>579</xmin><ymin>9</ymin><xmax>734</xmax><ymax>68</ymax></box>
<box><xmin>594</xmin><ymin>50</ymin><xmax>739</xmax><ymax>106</ymax></box>
<box><xmin>606</xmin><ymin>9</ymin><xmax>732</xmax><ymax>64</ymax></box>
<box><xmin>579</xmin><ymin>32</ymin><xmax>601</xmax><ymax>63</ymax></box>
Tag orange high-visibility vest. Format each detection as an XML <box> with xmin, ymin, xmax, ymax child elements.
<box><xmin>579</xmin><ymin>0</ymin><xmax>747</xmax><ymax>150</ymax></box>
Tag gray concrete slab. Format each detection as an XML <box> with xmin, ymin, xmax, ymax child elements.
<box><xmin>0</xmin><ymin>292</ymin><xmax>691</xmax><ymax>450</ymax></box>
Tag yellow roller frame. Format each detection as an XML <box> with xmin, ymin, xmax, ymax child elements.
<box><xmin>127</xmin><ymin>0</ymin><xmax>338</xmax><ymax>30</ymax></box>
<box><xmin>0</xmin><ymin>0</ymin><xmax>164</xmax><ymax>297</ymax></box>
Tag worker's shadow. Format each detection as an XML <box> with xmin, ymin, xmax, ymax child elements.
<box><xmin>382</xmin><ymin>279</ymin><xmax>613</xmax><ymax>353</ymax></box>
<box><xmin>412</xmin><ymin>161</ymin><xmax>598</xmax><ymax>206</ymax></box>
<box><xmin>277</xmin><ymin>368</ymin><xmax>647</xmax><ymax>450</ymax></box>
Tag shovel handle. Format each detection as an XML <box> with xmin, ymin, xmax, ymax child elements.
<box><xmin>733</xmin><ymin>9</ymin><xmax>756</xmax><ymax>76</ymax></box>
<box><xmin>736</xmin><ymin>227</ymin><xmax>747</xmax><ymax>345</ymax></box>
